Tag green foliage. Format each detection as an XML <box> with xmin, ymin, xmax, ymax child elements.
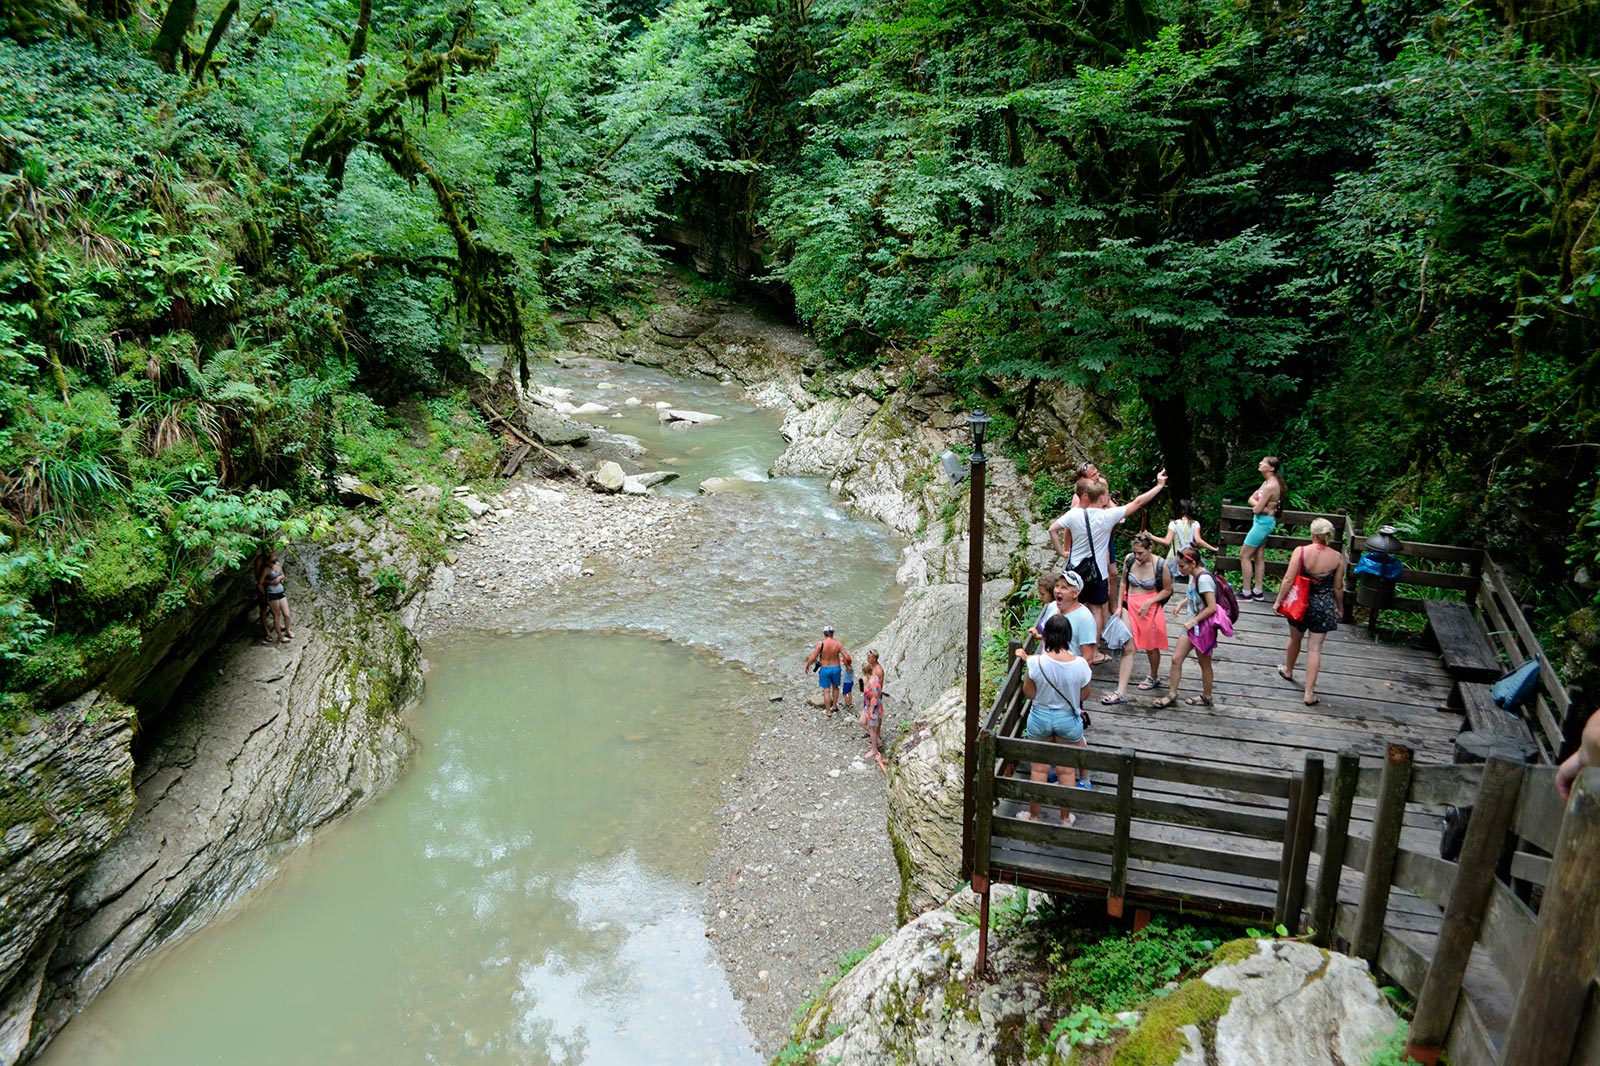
<box><xmin>1050</xmin><ymin>1004</ymin><xmax>1135</xmax><ymax>1049</ymax></box>
<box><xmin>1048</xmin><ymin>918</ymin><xmax>1224</xmax><ymax>1014</ymax></box>
<box><xmin>1360</xmin><ymin>1021</ymin><xmax>1411</xmax><ymax>1066</ymax></box>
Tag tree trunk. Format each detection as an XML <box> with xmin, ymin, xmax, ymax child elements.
<box><xmin>1141</xmin><ymin>386</ymin><xmax>1192</xmax><ymax>503</ymax></box>
<box><xmin>150</xmin><ymin>0</ymin><xmax>198</xmax><ymax>73</ymax></box>
<box><xmin>190</xmin><ymin>0</ymin><xmax>239</xmax><ymax>86</ymax></box>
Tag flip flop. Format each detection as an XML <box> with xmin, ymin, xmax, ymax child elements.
<box><xmin>1153</xmin><ymin>695</ymin><xmax>1177</xmax><ymax>710</ymax></box>
<box><xmin>1137</xmin><ymin>675</ymin><xmax>1160</xmax><ymax>690</ymax></box>
<box><xmin>1184</xmin><ymin>695</ymin><xmax>1213</xmax><ymax>706</ymax></box>
<box><xmin>1100</xmin><ymin>691</ymin><xmax>1127</xmax><ymax>705</ymax></box>
<box><xmin>1304</xmin><ymin>697</ymin><xmax>1320</xmax><ymax>706</ymax></box>
<box><xmin>1277</xmin><ymin>666</ymin><xmax>1295</xmax><ymax>684</ymax></box>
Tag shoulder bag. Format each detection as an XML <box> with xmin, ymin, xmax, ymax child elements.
<box><xmin>1275</xmin><ymin>548</ymin><xmax>1311</xmax><ymax>623</ymax></box>
<box><xmin>1071</xmin><ymin>510</ymin><xmax>1101</xmax><ymax>587</ymax></box>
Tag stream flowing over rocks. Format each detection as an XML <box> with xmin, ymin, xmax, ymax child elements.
<box><xmin>6</xmin><ymin>274</ymin><xmax>1112</xmax><ymax>1063</ymax></box>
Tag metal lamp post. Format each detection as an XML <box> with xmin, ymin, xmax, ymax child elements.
<box><xmin>960</xmin><ymin>411</ymin><xmax>991</xmax><ymax>881</ymax></box>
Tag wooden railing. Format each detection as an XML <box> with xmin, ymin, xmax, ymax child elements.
<box><xmin>973</xmin><ymin>684</ymin><xmax>1600</xmax><ymax>1065</ymax></box>
<box><xmin>1476</xmin><ymin>557</ymin><xmax>1574</xmax><ymax>762</ymax></box>
<box><xmin>1312</xmin><ymin>746</ymin><xmax>1600</xmax><ymax>1066</ymax></box>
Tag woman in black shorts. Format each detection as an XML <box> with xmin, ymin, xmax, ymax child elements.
<box><xmin>1273</xmin><ymin>518</ymin><xmax>1345</xmax><ymax>706</ymax></box>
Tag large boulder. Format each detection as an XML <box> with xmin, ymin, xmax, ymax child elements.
<box><xmin>522</xmin><ymin>405</ymin><xmax>590</xmax><ymax>446</ymax></box>
<box><xmin>1161</xmin><ymin>939</ymin><xmax>1400</xmax><ymax>1066</ymax></box>
<box><xmin>867</xmin><ymin>582</ymin><xmax>1012</xmax><ymax>718</ymax></box>
<box><xmin>593</xmin><ymin>461</ymin><xmax>627</xmax><ymax>493</ymax></box>
<box><xmin>786</xmin><ymin>888</ymin><xmax>1056</xmax><ymax>1066</ymax></box>
<box><xmin>0</xmin><ymin>695</ymin><xmax>135</xmax><ymax>1065</ymax></box>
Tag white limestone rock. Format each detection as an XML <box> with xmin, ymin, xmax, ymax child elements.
<box><xmin>593</xmin><ymin>462</ymin><xmax>626</xmax><ymax>494</ymax></box>
<box><xmin>1164</xmin><ymin>940</ymin><xmax>1399</xmax><ymax>1066</ymax></box>
<box><xmin>790</xmin><ymin>888</ymin><xmax>1055</xmax><ymax>1066</ymax></box>
<box><xmin>659</xmin><ymin>408</ymin><xmax>722</xmax><ymax>425</ymax></box>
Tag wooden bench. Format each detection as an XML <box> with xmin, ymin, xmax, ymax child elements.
<box><xmin>1454</xmin><ymin>682</ymin><xmax>1539</xmax><ymax>764</ymax></box>
<box><xmin>1424</xmin><ymin>600</ymin><xmax>1501</xmax><ymax>682</ymax></box>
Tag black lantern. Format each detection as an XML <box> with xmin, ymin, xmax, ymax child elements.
<box><xmin>968</xmin><ymin>411</ymin><xmax>992</xmax><ymax>463</ymax></box>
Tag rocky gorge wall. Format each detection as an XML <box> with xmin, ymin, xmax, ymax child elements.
<box><xmin>1</xmin><ymin>508</ymin><xmax>444</xmax><ymax>1062</ymax></box>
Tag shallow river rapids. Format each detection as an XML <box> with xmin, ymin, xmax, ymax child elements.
<box><xmin>39</xmin><ymin>359</ymin><xmax>905</xmax><ymax>1065</ymax></box>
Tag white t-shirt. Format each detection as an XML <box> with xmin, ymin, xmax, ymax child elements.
<box><xmin>1056</xmin><ymin>506</ymin><xmax>1127</xmax><ymax>575</ymax></box>
<box><xmin>1027</xmin><ymin>655</ymin><xmax>1093</xmax><ymax>712</ymax></box>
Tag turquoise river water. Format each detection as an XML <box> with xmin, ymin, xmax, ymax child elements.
<box><xmin>40</xmin><ymin>359</ymin><xmax>904</xmax><ymax>1066</ymax></box>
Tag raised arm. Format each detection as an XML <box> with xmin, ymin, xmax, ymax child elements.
<box><xmin>1120</xmin><ymin>470</ymin><xmax>1169</xmax><ymax>520</ymax></box>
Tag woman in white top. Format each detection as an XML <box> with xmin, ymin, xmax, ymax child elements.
<box><xmin>1012</xmin><ymin>615</ymin><xmax>1093</xmax><ymax>826</ymax></box>
<box><xmin>1150</xmin><ymin>498</ymin><xmax>1217</xmax><ymax>577</ymax></box>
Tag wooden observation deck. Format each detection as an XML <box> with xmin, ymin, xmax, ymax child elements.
<box><xmin>967</xmin><ymin>514</ymin><xmax>1598</xmax><ymax>1066</ymax></box>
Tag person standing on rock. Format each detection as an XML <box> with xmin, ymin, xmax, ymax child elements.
<box><xmin>258</xmin><ymin>550</ymin><xmax>293</xmax><ymax>643</ymax></box>
<box><xmin>805</xmin><ymin>626</ymin><xmax>850</xmax><ymax>717</ymax></box>
<box><xmin>860</xmin><ymin>661</ymin><xmax>884</xmax><ymax>761</ymax></box>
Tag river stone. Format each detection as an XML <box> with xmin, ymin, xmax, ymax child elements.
<box><xmin>622</xmin><ymin>476</ymin><xmax>650</xmax><ymax>495</ymax></box>
<box><xmin>522</xmin><ymin>405</ymin><xmax>590</xmax><ymax>446</ymax></box>
<box><xmin>571</xmin><ymin>401</ymin><xmax>608</xmax><ymax>416</ymax></box>
<box><xmin>635</xmin><ymin>470</ymin><xmax>679</xmax><ymax>488</ymax></box>
<box><xmin>594</xmin><ymin>461</ymin><xmax>627</xmax><ymax>493</ymax></box>
<box><xmin>458</xmin><ymin>494</ymin><xmax>492</xmax><ymax>518</ymax></box>
<box><xmin>789</xmin><ymin>887</ymin><xmax>1055</xmax><ymax>1065</ymax></box>
<box><xmin>1162</xmin><ymin>940</ymin><xmax>1399</xmax><ymax>1066</ymax></box>
<box><xmin>697</xmin><ymin>476</ymin><xmax>760</xmax><ymax>495</ymax></box>
<box><xmin>660</xmin><ymin>408</ymin><xmax>722</xmax><ymax>425</ymax></box>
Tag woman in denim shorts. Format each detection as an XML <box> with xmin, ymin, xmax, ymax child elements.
<box><xmin>1013</xmin><ymin>615</ymin><xmax>1093</xmax><ymax>826</ymax></box>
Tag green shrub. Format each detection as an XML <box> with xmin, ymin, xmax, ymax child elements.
<box><xmin>1048</xmin><ymin>918</ymin><xmax>1227</xmax><ymax>1014</ymax></box>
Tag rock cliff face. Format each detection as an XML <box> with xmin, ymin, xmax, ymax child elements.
<box><xmin>883</xmin><ymin>687</ymin><xmax>967</xmax><ymax>923</ymax></box>
<box><xmin>0</xmin><ymin>696</ymin><xmax>135</xmax><ymax>1064</ymax></box>
<box><xmin>4</xmin><ymin>515</ymin><xmax>434</xmax><ymax>1062</ymax></box>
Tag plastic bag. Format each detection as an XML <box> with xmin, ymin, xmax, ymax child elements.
<box><xmin>1354</xmin><ymin>552</ymin><xmax>1403</xmax><ymax>579</ymax></box>
<box><xmin>1102</xmin><ymin>612</ymin><xmax>1133</xmax><ymax>651</ymax></box>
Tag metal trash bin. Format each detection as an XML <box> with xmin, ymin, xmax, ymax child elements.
<box><xmin>1354</xmin><ymin>526</ymin><xmax>1404</xmax><ymax>632</ymax></box>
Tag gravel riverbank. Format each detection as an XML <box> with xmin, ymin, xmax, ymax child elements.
<box><xmin>422</xmin><ymin>474</ymin><xmax>906</xmax><ymax>1056</ymax></box>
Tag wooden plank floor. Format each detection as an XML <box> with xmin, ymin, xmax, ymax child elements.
<box><xmin>1080</xmin><ymin>595</ymin><xmax>1462</xmax><ymax>771</ymax></box>
<box><xmin>988</xmin><ymin>593</ymin><xmax>1491</xmax><ymax>1000</ymax></box>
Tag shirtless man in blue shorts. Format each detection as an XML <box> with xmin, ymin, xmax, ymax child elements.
<box><xmin>805</xmin><ymin>626</ymin><xmax>851</xmax><ymax>717</ymax></box>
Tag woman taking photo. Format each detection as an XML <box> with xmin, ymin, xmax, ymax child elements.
<box><xmin>1154</xmin><ymin>548</ymin><xmax>1222</xmax><ymax>708</ymax></box>
<box><xmin>1012</xmin><ymin>615</ymin><xmax>1093</xmax><ymax>826</ymax></box>
<box><xmin>1274</xmin><ymin>517</ymin><xmax>1346</xmax><ymax>706</ymax></box>
<box><xmin>1103</xmin><ymin>533</ymin><xmax>1173</xmax><ymax>705</ymax></box>
<box><xmin>1238</xmin><ymin>456</ymin><xmax>1286</xmax><ymax>600</ymax></box>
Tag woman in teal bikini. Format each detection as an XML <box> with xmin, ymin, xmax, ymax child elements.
<box><xmin>1238</xmin><ymin>456</ymin><xmax>1285</xmax><ymax>600</ymax></box>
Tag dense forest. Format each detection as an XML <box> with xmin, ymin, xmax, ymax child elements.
<box><xmin>0</xmin><ymin>0</ymin><xmax>1595</xmax><ymax>715</ymax></box>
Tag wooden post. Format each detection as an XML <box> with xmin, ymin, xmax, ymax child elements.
<box><xmin>1405</xmin><ymin>757</ymin><xmax>1524</xmax><ymax>1064</ymax></box>
<box><xmin>1107</xmin><ymin>749</ymin><xmax>1136</xmax><ymax>919</ymax></box>
<box><xmin>1353</xmin><ymin>743</ymin><xmax>1413</xmax><ymax>966</ymax></box>
<box><xmin>974</xmin><ymin>733</ymin><xmax>996</xmax><ymax>882</ymax></box>
<box><xmin>1274</xmin><ymin>772</ymin><xmax>1304</xmax><ymax>928</ymax></box>
<box><xmin>974</xmin><ymin>873</ymin><xmax>991</xmax><ymax>975</ymax></box>
<box><xmin>1311</xmin><ymin>752</ymin><xmax>1361</xmax><ymax>947</ymax></box>
<box><xmin>1282</xmin><ymin>755</ymin><xmax>1324</xmax><ymax>934</ymax></box>
<box><xmin>1498</xmin><ymin>767</ymin><xmax>1600</xmax><ymax>1065</ymax></box>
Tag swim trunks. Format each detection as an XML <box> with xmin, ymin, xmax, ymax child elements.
<box><xmin>818</xmin><ymin>665</ymin><xmax>842</xmax><ymax>689</ymax></box>
<box><xmin>1243</xmin><ymin>513</ymin><xmax>1276</xmax><ymax>548</ymax></box>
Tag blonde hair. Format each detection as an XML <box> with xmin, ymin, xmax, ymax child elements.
<box><xmin>1309</xmin><ymin>517</ymin><xmax>1334</xmax><ymax>541</ymax></box>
